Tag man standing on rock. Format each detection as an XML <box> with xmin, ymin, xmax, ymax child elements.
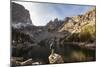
<box><xmin>50</xmin><ymin>37</ymin><xmax>56</xmax><ymax>54</ymax></box>
<box><xmin>49</xmin><ymin>37</ymin><xmax>64</xmax><ymax>64</ymax></box>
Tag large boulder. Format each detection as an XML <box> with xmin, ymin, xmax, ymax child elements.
<box><xmin>48</xmin><ymin>53</ymin><xmax>64</xmax><ymax>64</ymax></box>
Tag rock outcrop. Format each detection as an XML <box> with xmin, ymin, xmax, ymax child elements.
<box><xmin>58</xmin><ymin>7</ymin><xmax>96</xmax><ymax>33</ymax></box>
<box><xmin>11</xmin><ymin>2</ymin><xmax>32</xmax><ymax>24</ymax></box>
<box><xmin>48</xmin><ymin>53</ymin><xmax>64</xmax><ymax>64</ymax></box>
<box><xmin>46</xmin><ymin>18</ymin><xmax>63</xmax><ymax>31</ymax></box>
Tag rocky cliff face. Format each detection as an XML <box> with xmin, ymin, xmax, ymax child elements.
<box><xmin>11</xmin><ymin>2</ymin><xmax>32</xmax><ymax>24</ymax></box>
<box><xmin>46</xmin><ymin>18</ymin><xmax>63</xmax><ymax>31</ymax></box>
<box><xmin>58</xmin><ymin>7</ymin><xmax>96</xmax><ymax>33</ymax></box>
<box><xmin>11</xmin><ymin>2</ymin><xmax>35</xmax><ymax>47</ymax></box>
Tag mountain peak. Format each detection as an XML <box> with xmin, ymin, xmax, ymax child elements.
<box><xmin>11</xmin><ymin>2</ymin><xmax>32</xmax><ymax>24</ymax></box>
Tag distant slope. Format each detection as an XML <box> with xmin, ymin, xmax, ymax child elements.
<box><xmin>58</xmin><ymin>7</ymin><xmax>96</xmax><ymax>33</ymax></box>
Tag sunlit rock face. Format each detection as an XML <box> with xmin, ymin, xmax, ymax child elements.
<box><xmin>48</xmin><ymin>53</ymin><xmax>64</xmax><ymax>64</ymax></box>
<box><xmin>58</xmin><ymin>7</ymin><xmax>96</xmax><ymax>33</ymax></box>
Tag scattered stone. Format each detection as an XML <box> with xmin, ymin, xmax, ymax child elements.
<box><xmin>32</xmin><ymin>62</ymin><xmax>42</xmax><ymax>65</ymax></box>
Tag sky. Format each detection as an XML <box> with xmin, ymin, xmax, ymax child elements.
<box><xmin>12</xmin><ymin>1</ymin><xmax>94</xmax><ymax>26</ymax></box>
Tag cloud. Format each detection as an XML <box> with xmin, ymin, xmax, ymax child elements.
<box><xmin>12</xmin><ymin>1</ymin><xmax>93</xmax><ymax>26</ymax></box>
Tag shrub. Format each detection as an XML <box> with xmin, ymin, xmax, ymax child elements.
<box><xmin>79</xmin><ymin>24</ymin><xmax>96</xmax><ymax>42</ymax></box>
